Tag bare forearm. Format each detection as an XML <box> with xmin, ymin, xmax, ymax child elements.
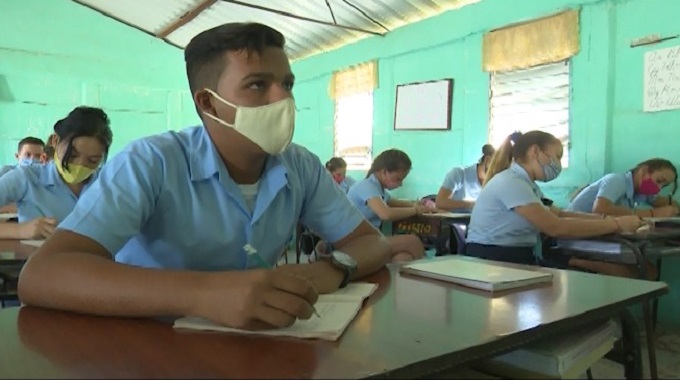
<box><xmin>0</xmin><ymin>222</ymin><xmax>21</xmax><ymax>239</ymax></box>
<box><xmin>337</xmin><ymin>234</ymin><xmax>392</xmax><ymax>278</ymax></box>
<box><xmin>388</xmin><ymin>199</ymin><xmax>416</xmax><ymax>208</ymax></box>
<box><xmin>555</xmin><ymin>218</ymin><xmax>619</xmax><ymax>238</ymax></box>
<box><xmin>386</xmin><ymin>207</ymin><xmax>417</xmax><ymax>221</ymax></box>
<box><xmin>435</xmin><ymin>197</ymin><xmax>473</xmax><ymax>211</ymax></box>
<box><xmin>596</xmin><ymin>204</ymin><xmax>651</xmax><ymax>217</ymax></box>
<box><xmin>19</xmin><ymin>252</ymin><xmax>206</xmax><ymax>317</ymax></box>
<box><xmin>559</xmin><ymin>210</ymin><xmax>603</xmax><ymax>219</ymax></box>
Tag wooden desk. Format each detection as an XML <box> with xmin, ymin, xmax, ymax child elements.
<box><xmin>0</xmin><ymin>259</ymin><xmax>667</xmax><ymax>379</ymax></box>
<box><xmin>392</xmin><ymin>213</ymin><xmax>470</xmax><ymax>254</ymax></box>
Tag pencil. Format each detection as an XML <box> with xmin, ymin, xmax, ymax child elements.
<box><xmin>244</xmin><ymin>244</ymin><xmax>321</xmax><ymax>318</ymax></box>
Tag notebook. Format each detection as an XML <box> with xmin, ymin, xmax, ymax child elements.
<box><xmin>173</xmin><ymin>282</ymin><xmax>378</xmax><ymax>341</ymax></box>
<box><xmin>400</xmin><ymin>257</ymin><xmax>552</xmax><ymax>292</ymax></box>
<box><xmin>482</xmin><ymin>319</ymin><xmax>618</xmax><ymax>379</ymax></box>
<box><xmin>20</xmin><ymin>240</ymin><xmax>45</xmax><ymax>247</ymax></box>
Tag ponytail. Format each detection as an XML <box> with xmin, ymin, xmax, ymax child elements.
<box><xmin>483</xmin><ymin>130</ymin><xmax>560</xmax><ymax>186</ymax></box>
<box><xmin>367</xmin><ymin>149</ymin><xmax>411</xmax><ymax>178</ymax></box>
<box><xmin>483</xmin><ymin>134</ymin><xmax>517</xmax><ymax>186</ymax></box>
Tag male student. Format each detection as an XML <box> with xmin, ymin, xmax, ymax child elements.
<box><xmin>0</xmin><ymin>136</ymin><xmax>45</xmax><ymax>178</ymax></box>
<box><xmin>19</xmin><ymin>23</ymin><xmax>420</xmax><ymax>330</ymax></box>
<box><xmin>0</xmin><ymin>137</ymin><xmax>46</xmax><ymax>214</ymax></box>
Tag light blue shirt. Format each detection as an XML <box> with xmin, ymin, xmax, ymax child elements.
<box><xmin>0</xmin><ymin>164</ymin><xmax>16</xmax><ymax>178</ymax></box>
<box><xmin>0</xmin><ymin>161</ymin><xmax>98</xmax><ymax>223</ymax></box>
<box><xmin>467</xmin><ymin>162</ymin><xmax>544</xmax><ymax>247</ymax></box>
<box><xmin>442</xmin><ymin>164</ymin><xmax>482</xmax><ymax>202</ymax></box>
<box><xmin>346</xmin><ymin>174</ymin><xmax>391</xmax><ymax>229</ymax></box>
<box><xmin>59</xmin><ymin>126</ymin><xmax>365</xmax><ymax>270</ymax></box>
<box><xmin>567</xmin><ymin>172</ymin><xmax>651</xmax><ymax>213</ymax></box>
<box><xmin>338</xmin><ymin>176</ymin><xmax>357</xmax><ymax>194</ymax></box>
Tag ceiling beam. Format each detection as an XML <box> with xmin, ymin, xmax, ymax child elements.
<box><xmin>156</xmin><ymin>0</ymin><xmax>219</xmax><ymax>39</ymax></box>
<box><xmin>222</xmin><ymin>0</ymin><xmax>385</xmax><ymax>37</ymax></box>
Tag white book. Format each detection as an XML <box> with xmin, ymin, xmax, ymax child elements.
<box><xmin>20</xmin><ymin>240</ymin><xmax>45</xmax><ymax>247</ymax></box>
<box><xmin>400</xmin><ymin>257</ymin><xmax>552</xmax><ymax>292</ymax></box>
<box><xmin>484</xmin><ymin>319</ymin><xmax>618</xmax><ymax>379</ymax></box>
<box><xmin>173</xmin><ymin>283</ymin><xmax>378</xmax><ymax>341</ymax></box>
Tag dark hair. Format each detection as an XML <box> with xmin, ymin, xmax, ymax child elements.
<box><xmin>325</xmin><ymin>157</ymin><xmax>347</xmax><ymax>172</ymax></box>
<box><xmin>54</xmin><ymin>106</ymin><xmax>113</xmax><ymax>171</ymax></box>
<box><xmin>17</xmin><ymin>137</ymin><xmax>45</xmax><ymax>152</ymax></box>
<box><xmin>478</xmin><ymin>144</ymin><xmax>496</xmax><ymax>164</ymax></box>
<box><xmin>366</xmin><ymin>149</ymin><xmax>412</xmax><ymax>178</ymax></box>
<box><xmin>632</xmin><ymin>158</ymin><xmax>678</xmax><ymax>194</ymax></box>
<box><xmin>484</xmin><ymin>130</ymin><xmax>560</xmax><ymax>186</ymax></box>
<box><xmin>43</xmin><ymin>144</ymin><xmax>55</xmax><ymax>160</ymax></box>
<box><xmin>184</xmin><ymin>23</ymin><xmax>286</xmax><ymax>94</ymax></box>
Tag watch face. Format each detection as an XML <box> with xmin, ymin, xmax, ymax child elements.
<box><xmin>332</xmin><ymin>250</ymin><xmax>357</xmax><ymax>268</ymax></box>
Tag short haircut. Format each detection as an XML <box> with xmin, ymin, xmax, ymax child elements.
<box><xmin>17</xmin><ymin>137</ymin><xmax>45</xmax><ymax>152</ymax></box>
<box><xmin>184</xmin><ymin>22</ymin><xmax>286</xmax><ymax>94</ymax></box>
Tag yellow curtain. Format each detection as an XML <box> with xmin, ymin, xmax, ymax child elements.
<box><xmin>483</xmin><ymin>10</ymin><xmax>580</xmax><ymax>72</ymax></box>
<box><xmin>329</xmin><ymin>60</ymin><xmax>378</xmax><ymax>100</ymax></box>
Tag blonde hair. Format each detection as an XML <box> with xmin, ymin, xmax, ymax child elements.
<box><xmin>483</xmin><ymin>131</ymin><xmax>560</xmax><ymax>186</ymax></box>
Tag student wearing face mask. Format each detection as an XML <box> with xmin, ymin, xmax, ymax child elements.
<box><xmin>464</xmin><ymin>131</ymin><xmax>652</xmax><ymax>278</ymax></box>
<box><xmin>435</xmin><ymin>144</ymin><xmax>495</xmax><ymax>212</ymax></box>
<box><xmin>0</xmin><ymin>107</ymin><xmax>112</xmax><ymax>240</ymax></box>
<box><xmin>567</xmin><ymin>158</ymin><xmax>678</xmax><ymax>217</ymax></box>
<box><xmin>0</xmin><ymin>137</ymin><xmax>46</xmax><ymax>178</ymax></box>
<box><xmin>325</xmin><ymin>157</ymin><xmax>356</xmax><ymax>194</ymax></box>
<box><xmin>19</xmin><ymin>23</ymin><xmax>415</xmax><ymax>330</ymax></box>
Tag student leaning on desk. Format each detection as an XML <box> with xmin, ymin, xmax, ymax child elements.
<box><xmin>435</xmin><ymin>143</ymin><xmax>495</xmax><ymax>212</ymax></box>
<box><xmin>464</xmin><ymin>130</ymin><xmax>652</xmax><ymax>279</ymax></box>
<box><xmin>18</xmin><ymin>23</ymin><xmax>415</xmax><ymax>331</ymax></box>
<box><xmin>0</xmin><ymin>107</ymin><xmax>112</xmax><ymax>240</ymax></box>
<box><xmin>567</xmin><ymin>158</ymin><xmax>678</xmax><ymax>218</ymax></box>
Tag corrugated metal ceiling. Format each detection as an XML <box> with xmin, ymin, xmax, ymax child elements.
<box><xmin>75</xmin><ymin>0</ymin><xmax>480</xmax><ymax>61</ymax></box>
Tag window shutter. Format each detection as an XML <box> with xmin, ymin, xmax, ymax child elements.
<box><xmin>489</xmin><ymin>61</ymin><xmax>570</xmax><ymax>166</ymax></box>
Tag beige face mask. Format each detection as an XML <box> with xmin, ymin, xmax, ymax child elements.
<box><xmin>202</xmin><ymin>89</ymin><xmax>295</xmax><ymax>155</ymax></box>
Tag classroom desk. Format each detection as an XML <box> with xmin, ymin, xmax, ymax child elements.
<box><xmin>0</xmin><ymin>258</ymin><xmax>667</xmax><ymax>379</ymax></box>
<box><xmin>392</xmin><ymin>213</ymin><xmax>471</xmax><ymax>254</ymax></box>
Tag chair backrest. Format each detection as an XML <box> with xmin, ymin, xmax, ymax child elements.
<box><xmin>449</xmin><ymin>223</ymin><xmax>467</xmax><ymax>255</ymax></box>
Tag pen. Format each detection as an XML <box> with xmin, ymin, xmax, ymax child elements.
<box><xmin>243</xmin><ymin>244</ymin><xmax>321</xmax><ymax>318</ymax></box>
<box><xmin>633</xmin><ymin>202</ymin><xmax>638</xmax><ymax>217</ymax></box>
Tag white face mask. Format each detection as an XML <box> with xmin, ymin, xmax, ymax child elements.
<box><xmin>202</xmin><ymin>89</ymin><xmax>295</xmax><ymax>155</ymax></box>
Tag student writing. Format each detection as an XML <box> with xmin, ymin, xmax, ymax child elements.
<box><xmin>19</xmin><ymin>23</ymin><xmax>408</xmax><ymax>331</ymax></box>
<box><xmin>567</xmin><ymin>158</ymin><xmax>678</xmax><ymax>218</ymax></box>
<box><xmin>0</xmin><ymin>107</ymin><xmax>112</xmax><ymax>239</ymax></box>
<box><xmin>435</xmin><ymin>144</ymin><xmax>495</xmax><ymax>211</ymax></box>
<box><xmin>464</xmin><ymin>131</ymin><xmax>649</xmax><ymax>278</ymax></box>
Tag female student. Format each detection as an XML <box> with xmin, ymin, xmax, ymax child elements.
<box><xmin>325</xmin><ymin>157</ymin><xmax>356</xmax><ymax>193</ymax></box>
<box><xmin>464</xmin><ymin>131</ymin><xmax>651</xmax><ymax>278</ymax></box>
<box><xmin>567</xmin><ymin>158</ymin><xmax>678</xmax><ymax>217</ymax></box>
<box><xmin>0</xmin><ymin>106</ymin><xmax>113</xmax><ymax>240</ymax></box>
<box><xmin>348</xmin><ymin>149</ymin><xmax>437</xmax><ymax>227</ymax></box>
<box><xmin>347</xmin><ymin>149</ymin><xmax>435</xmax><ymax>261</ymax></box>
<box><xmin>435</xmin><ymin>144</ymin><xmax>495</xmax><ymax>211</ymax></box>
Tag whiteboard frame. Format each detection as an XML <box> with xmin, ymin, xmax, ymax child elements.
<box><xmin>393</xmin><ymin>78</ymin><xmax>453</xmax><ymax>131</ymax></box>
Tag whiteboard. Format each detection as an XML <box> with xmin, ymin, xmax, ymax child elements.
<box><xmin>644</xmin><ymin>45</ymin><xmax>680</xmax><ymax>112</ymax></box>
<box><xmin>394</xmin><ymin>79</ymin><xmax>452</xmax><ymax>130</ymax></box>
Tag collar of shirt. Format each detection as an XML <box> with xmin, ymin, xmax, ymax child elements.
<box><xmin>624</xmin><ymin>170</ymin><xmax>636</xmax><ymax>204</ymax></box>
<box><xmin>510</xmin><ymin>161</ymin><xmax>542</xmax><ymax>197</ymax></box>
<box><xmin>186</xmin><ymin>126</ymin><xmax>291</xmax><ymax>189</ymax></box>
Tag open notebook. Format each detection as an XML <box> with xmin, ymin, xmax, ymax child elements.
<box><xmin>174</xmin><ymin>283</ymin><xmax>378</xmax><ymax>341</ymax></box>
<box><xmin>401</xmin><ymin>257</ymin><xmax>552</xmax><ymax>292</ymax></box>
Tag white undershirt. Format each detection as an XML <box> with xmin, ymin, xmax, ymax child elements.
<box><xmin>238</xmin><ymin>181</ymin><xmax>260</xmax><ymax>213</ymax></box>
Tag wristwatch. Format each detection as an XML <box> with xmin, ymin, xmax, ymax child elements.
<box><xmin>329</xmin><ymin>251</ymin><xmax>358</xmax><ymax>288</ymax></box>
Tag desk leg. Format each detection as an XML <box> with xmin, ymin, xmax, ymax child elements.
<box><xmin>610</xmin><ymin>309</ymin><xmax>643</xmax><ymax>380</ymax></box>
<box><xmin>643</xmin><ymin>301</ymin><xmax>659</xmax><ymax>379</ymax></box>
<box><xmin>652</xmin><ymin>258</ymin><xmax>662</xmax><ymax>330</ymax></box>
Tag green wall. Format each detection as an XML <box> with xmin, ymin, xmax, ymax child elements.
<box><xmin>0</xmin><ymin>0</ymin><xmax>199</xmax><ymax>162</ymax></box>
<box><xmin>292</xmin><ymin>0</ymin><xmax>680</xmax><ymax>327</ymax></box>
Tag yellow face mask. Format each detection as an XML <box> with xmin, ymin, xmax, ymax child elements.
<box><xmin>54</xmin><ymin>152</ymin><xmax>96</xmax><ymax>184</ymax></box>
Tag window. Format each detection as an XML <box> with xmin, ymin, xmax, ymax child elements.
<box><xmin>334</xmin><ymin>92</ymin><xmax>373</xmax><ymax>170</ymax></box>
<box><xmin>489</xmin><ymin>60</ymin><xmax>571</xmax><ymax>167</ymax></box>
